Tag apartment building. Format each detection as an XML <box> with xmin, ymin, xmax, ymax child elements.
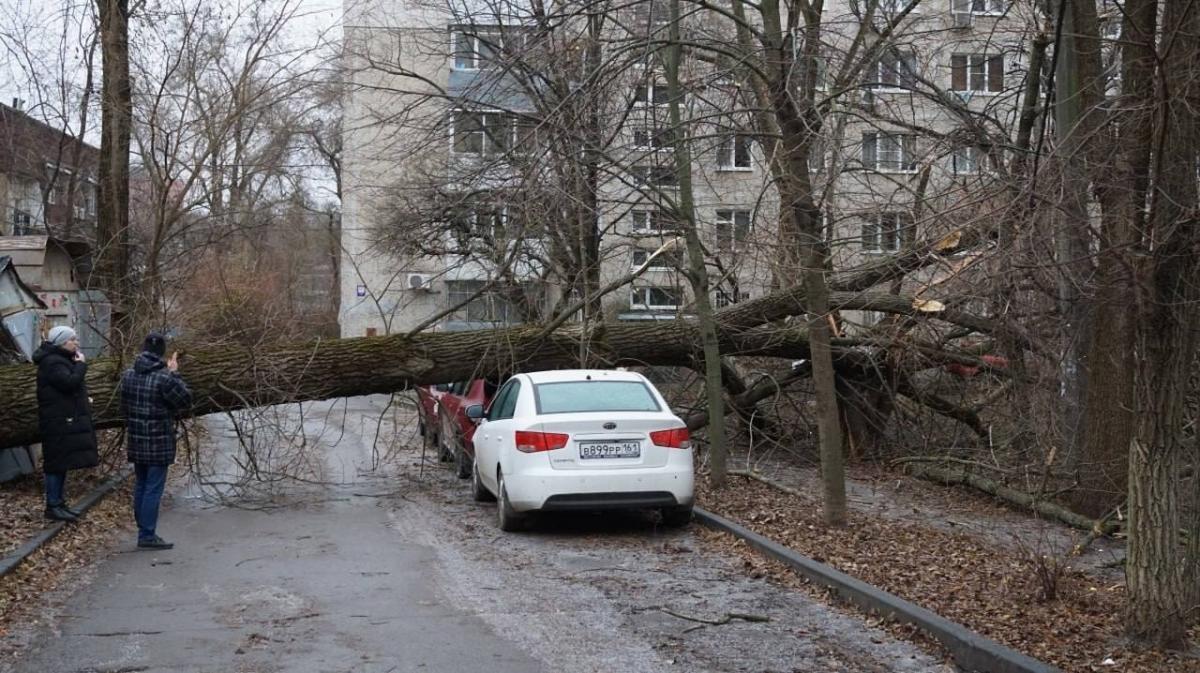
<box><xmin>339</xmin><ymin>0</ymin><xmax>1040</xmax><ymax>337</ymax></box>
<box><xmin>0</xmin><ymin>102</ymin><xmax>99</xmax><ymax>242</ymax></box>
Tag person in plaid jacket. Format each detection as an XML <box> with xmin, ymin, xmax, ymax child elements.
<box><xmin>120</xmin><ymin>333</ymin><xmax>193</xmax><ymax>550</ymax></box>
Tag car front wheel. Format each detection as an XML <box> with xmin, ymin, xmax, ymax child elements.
<box><xmin>497</xmin><ymin>472</ymin><xmax>526</xmax><ymax>532</ymax></box>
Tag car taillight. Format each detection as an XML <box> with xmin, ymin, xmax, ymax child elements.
<box><xmin>515</xmin><ymin>430</ymin><xmax>570</xmax><ymax>453</ymax></box>
<box><xmin>650</xmin><ymin>427</ymin><xmax>691</xmax><ymax>449</ymax></box>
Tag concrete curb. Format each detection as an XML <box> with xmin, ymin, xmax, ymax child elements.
<box><xmin>0</xmin><ymin>469</ymin><xmax>132</xmax><ymax>580</ymax></box>
<box><xmin>693</xmin><ymin>507</ymin><xmax>1063</xmax><ymax>673</ymax></box>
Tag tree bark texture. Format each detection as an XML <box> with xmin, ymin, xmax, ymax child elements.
<box><xmin>95</xmin><ymin>0</ymin><xmax>133</xmax><ymax>306</ymax></box>
<box><xmin>665</xmin><ymin>0</ymin><xmax>730</xmax><ymax>485</ymax></box>
<box><xmin>0</xmin><ymin>285</ymin><xmax>1015</xmax><ymax>451</ymax></box>
<box><xmin>1124</xmin><ymin>0</ymin><xmax>1200</xmax><ymax>644</ymax></box>
<box><xmin>1072</xmin><ymin>0</ymin><xmax>1155</xmax><ymax>516</ymax></box>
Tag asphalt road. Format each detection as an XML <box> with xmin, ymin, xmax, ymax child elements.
<box><xmin>6</xmin><ymin>396</ymin><xmax>953</xmax><ymax>673</ymax></box>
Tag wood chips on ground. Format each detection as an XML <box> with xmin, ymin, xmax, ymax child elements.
<box><xmin>698</xmin><ymin>474</ymin><xmax>1200</xmax><ymax>673</ymax></box>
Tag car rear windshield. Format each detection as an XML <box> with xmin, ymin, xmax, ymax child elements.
<box><xmin>534</xmin><ymin>381</ymin><xmax>662</xmax><ymax>414</ymax></box>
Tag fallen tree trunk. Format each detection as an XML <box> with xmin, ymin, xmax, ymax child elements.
<box><xmin>0</xmin><ymin>320</ymin><xmax>817</xmax><ymax>450</ymax></box>
<box><xmin>0</xmin><ymin>279</ymin><xmax>1017</xmax><ymax>450</ymax></box>
<box><xmin>903</xmin><ymin>463</ymin><xmax>1119</xmax><ymax>535</ymax></box>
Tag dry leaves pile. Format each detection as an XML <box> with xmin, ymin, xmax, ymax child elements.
<box><xmin>0</xmin><ymin>470</ymin><xmax>121</xmax><ymax>557</ymax></box>
<box><xmin>0</xmin><ymin>480</ymin><xmax>133</xmax><ymax>664</ymax></box>
<box><xmin>698</xmin><ymin>475</ymin><xmax>1200</xmax><ymax>673</ymax></box>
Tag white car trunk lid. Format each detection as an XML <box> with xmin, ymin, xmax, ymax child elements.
<box><xmin>532</xmin><ymin>413</ymin><xmax>679</xmax><ymax>470</ymax></box>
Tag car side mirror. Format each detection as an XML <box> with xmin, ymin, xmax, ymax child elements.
<box><xmin>465</xmin><ymin>404</ymin><xmax>486</xmax><ymax>421</ymax></box>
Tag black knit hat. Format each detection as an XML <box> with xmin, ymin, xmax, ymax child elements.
<box><xmin>143</xmin><ymin>332</ymin><xmax>167</xmax><ymax>357</ymax></box>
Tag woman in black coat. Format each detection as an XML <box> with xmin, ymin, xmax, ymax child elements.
<box><xmin>32</xmin><ymin>326</ymin><xmax>99</xmax><ymax>522</ymax></box>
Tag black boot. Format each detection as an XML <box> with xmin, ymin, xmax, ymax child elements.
<box><xmin>137</xmin><ymin>536</ymin><xmax>174</xmax><ymax>550</ymax></box>
<box><xmin>44</xmin><ymin>506</ymin><xmax>78</xmax><ymax>522</ymax></box>
<box><xmin>63</xmin><ymin>504</ymin><xmax>82</xmax><ymax>517</ymax></box>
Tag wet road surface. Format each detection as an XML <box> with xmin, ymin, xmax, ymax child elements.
<box><xmin>6</xmin><ymin>397</ymin><xmax>952</xmax><ymax>673</ymax></box>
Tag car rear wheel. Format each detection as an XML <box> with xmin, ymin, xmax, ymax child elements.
<box><xmin>497</xmin><ymin>472</ymin><xmax>526</xmax><ymax>532</ymax></box>
<box><xmin>472</xmin><ymin>459</ymin><xmax>495</xmax><ymax>502</ymax></box>
<box><xmin>661</xmin><ymin>505</ymin><xmax>693</xmax><ymax>528</ymax></box>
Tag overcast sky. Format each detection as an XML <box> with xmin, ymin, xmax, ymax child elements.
<box><xmin>0</xmin><ymin>0</ymin><xmax>342</xmax><ymax>139</ymax></box>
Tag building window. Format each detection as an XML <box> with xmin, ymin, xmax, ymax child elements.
<box><xmin>951</xmin><ymin>54</ymin><xmax>1004</xmax><ymax>93</ymax></box>
<box><xmin>447</xmin><ymin>280</ymin><xmax>520</xmax><ymax>323</ymax></box>
<box><xmin>631</xmin><ymin>209</ymin><xmax>676</xmax><ymax>234</ymax></box>
<box><xmin>631</xmin><ymin>0</ymin><xmax>671</xmax><ymax>28</ymax></box>
<box><xmin>714</xmin><ymin>289</ymin><xmax>750</xmax><ymax>308</ymax></box>
<box><xmin>715</xmin><ymin>210</ymin><xmax>751</xmax><ymax>250</ymax></box>
<box><xmin>85</xmin><ymin>183</ymin><xmax>97</xmax><ymax>215</ymax></box>
<box><xmin>11</xmin><ymin>208</ymin><xmax>33</xmax><ymax>235</ymax></box>
<box><xmin>862</xmin><ymin>132</ymin><xmax>917</xmax><ymax>172</ymax></box>
<box><xmin>953</xmin><ymin>0</ymin><xmax>1006</xmax><ymax>15</ymax></box>
<box><xmin>633</xmin><ymin>125</ymin><xmax>676</xmax><ymax>151</ymax></box>
<box><xmin>453</xmin><ymin>30</ymin><xmax>501</xmax><ymax>70</ymax></box>
<box><xmin>952</xmin><ymin>146</ymin><xmax>990</xmax><ymax>174</ymax></box>
<box><xmin>634</xmin><ymin>79</ymin><xmax>671</xmax><ymax>107</ymax></box>
<box><xmin>452</xmin><ymin>111</ymin><xmax>511</xmax><ymax>155</ymax></box>
<box><xmin>449</xmin><ymin>202</ymin><xmax>508</xmax><ymax>241</ymax></box>
<box><xmin>717</xmin><ymin>132</ymin><xmax>754</xmax><ymax>170</ymax></box>
<box><xmin>631</xmin><ymin>165</ymin><xmax>678</xmax><ymax>187</ymax></box>
<box><xmin>861</xmin><ymin>212</ymin><xmax>912</xmax><ymax>253</ymax></box>
<box><xmin>631</xmin><ymin>247</ymin><xmax>679</xmax><ymax>269</ymax></box>
<box><xmin>630</xmin><ymin>286</ymin><xmax>679</xmax><ymax>310</ymax></box>
<box><xmin>864</xmin><ymin>49</ymin><xmax>918</xmax><ymax>89</ymax></box>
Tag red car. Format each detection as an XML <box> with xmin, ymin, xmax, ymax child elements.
<box><xmin>416</xmin><ymin>384</ymin><xmax>451</xmax><ymax>459</ymax></box>
<box><xmin>437</xmin><ymin>378</ymin><xmax>501</xmax><ymax>478</ymax></box>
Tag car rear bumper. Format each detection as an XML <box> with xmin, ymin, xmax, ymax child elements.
<box><xmin>504</xmin><ymin>466</ymin><xmax>694</xmax><ymax>512</ymax></box>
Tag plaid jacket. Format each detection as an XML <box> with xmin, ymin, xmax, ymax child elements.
<box><xmin>120</xmin><ymin>352</ymin><xmax>193</xmax><ymax>465</ymax></box>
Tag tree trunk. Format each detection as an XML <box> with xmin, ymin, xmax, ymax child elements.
<box><xmin>0</xmin><ymin>319</ymin><xmax>817</xmax><ymax>450</ymax></box>
<box><xmin>1072</xmin><ymin>0</ymin><xmax>1153</xmax><ymax>516</ymax></box>
<box><xmin>1124</xmin><ymin>0</ymin><xmax>1200</xmax><ymax>645</ymax></box>
<box><xmin>95</xmin><ymin>0</ymin><xmax>133</xmax><ymax>311</ymax></box>
<box><xmin>1052</xmin><ymin>0</ymin><xmax>1098</xmax><ymax>479</ymax></box>
<box><xmin>665</xmin><ymin>0</ymin><xmax>730</xmax><ymax>485</ymax></box>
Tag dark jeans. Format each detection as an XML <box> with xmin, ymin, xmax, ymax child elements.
<box><xmin>44</xmin><ymin>471</ymin><xmax>66</xmax><ymax>508</ymax></box>
<box><xmin>133</xmin><ymin>463</ymin><xmax>169</xmax><ymax>541</ymax></box>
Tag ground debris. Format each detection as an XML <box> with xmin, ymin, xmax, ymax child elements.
<box><xmin>698</xmin><ymin>474</ymin><xmax>1200</xmax><ymax>673</ymax></box>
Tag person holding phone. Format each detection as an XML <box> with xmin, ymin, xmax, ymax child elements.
<box><xmin>119</xmin><ymin>332</ymin><xmax>193</xmax><ymax>550</ymax></box>
<box><xmin>33</xmin><ymin>326</ymin><xmax>99</xmax><ymax>522</ymax></box>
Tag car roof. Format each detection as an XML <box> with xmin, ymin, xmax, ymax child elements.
<box><xmin>520</xmin><ymin>369</ymin><xmax>647</xmax><ymax>384</ymax></box>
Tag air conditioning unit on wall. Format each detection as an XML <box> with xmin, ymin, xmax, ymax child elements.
<box><xmin>407</xmin><ymin>272</ymin><xmax>434</xmax><ymax>292</ymax></box>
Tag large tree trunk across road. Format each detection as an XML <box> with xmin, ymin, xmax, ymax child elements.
<box><xmin>0</xmin><ymin>238</ymin><xmax>991</xmax><ymax>450</ymax></box>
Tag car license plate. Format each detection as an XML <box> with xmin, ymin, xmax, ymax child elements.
<box><xmin>579</xmin><ymin>441</ymin><xmax>641</xmax><ymax>460</ymax></box>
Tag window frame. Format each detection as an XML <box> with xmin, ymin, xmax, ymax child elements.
<box><xmin>959</xmin><ymin>0</ymin><xmax>1006</xmax><ymax>16</ymax></box>
<box><xmin>951</xmin><ymin>54</ymin><xmax>1005</xmax><ymax>94</ymax></box>
<box><xmin>864</xmin><ymin>48</ymin><xmax>919</xmax><ymax>90</ymax></box>
<box><xmin>860</xmin><ymin>212</ymin><xmax>911</xmax><ymax>254</ymax></box>
<box><xmin>717</xmin><ymin>131</ymin><xmax>754</xmax><ymax>171</ymax></box>
<box><xmin>630</xmin><ymin>285</ymin><xmax>680</xmax><ymax>310</ymax></box>
<box><xmin>862</xmin><ymin>132</ymin><xmax>918</xmax><ymax>173</ymax></box>
<box><xmin>632</xmin><ymin>125</ymin><xmax>677</xmax><ymax>151</ymax></box>
<box><xmin>451</xmin><ymin>110</ymin><xmax>516</xmax><ymax>156</ymax></box>
<box><xmin>631</xmin><ymin>165</ymin><xmax>679</xmax><ymax>188</ymax></box>
<box><xmin>631</xmin><ymin>209</ymin><xmax>675</xmax><ymax>235</ymax></box>
<box><xmin>452</xmin><ymin>29</ymin><xmax>504</xmax><ymax>70</ymax></box>
<box><xmin>633</xmin><ymin>79</ymin><xmax>671</xmax><ymax>107</ymax></box>
<box><xmin>714</xmin><ymin>209</ymin><xmax>752</xmax><ymax>251</ymax></box>
<box><xmin>631</xmin><ymin>247</ymin><xmax>678</xmax><ymax>269</ymax></box>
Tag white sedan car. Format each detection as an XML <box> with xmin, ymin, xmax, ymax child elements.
<box><xmin>464</xmin><ymin>369</ymin><xmax>695</xmax><ymax>531</ymax></box>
